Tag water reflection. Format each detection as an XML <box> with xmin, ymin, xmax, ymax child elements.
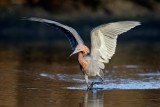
<box><xmin>0</xmin><ymin>40</ymin><xmax>160</xmax><ymax>107</ymax></box>
<box><xmin>80</xmin><ymin>90</ymin><xmax>104</xmax><ymax>107</ymax></box>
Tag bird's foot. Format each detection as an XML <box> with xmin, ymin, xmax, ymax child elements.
<box><xmin>87</xmin><ymin>83</ymin><xmax>94</xmax><ymax>90</ymax></box>
<box><xmin>87</xmin><ymin>81</ymin><xmax>104</xmax><ymax>90</ymax></box>
<box><xmin>93</xmin><ymin>82</ymin><xmax>103</xmax><ymax>84</ymax></box>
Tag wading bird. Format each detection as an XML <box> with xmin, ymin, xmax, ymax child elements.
<box><xmin>23</xmin><ymin>18</ymin><xmax>140</xmax><ymax>89</ymax></box>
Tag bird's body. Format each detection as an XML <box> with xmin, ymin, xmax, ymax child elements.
<box><xmin>82</xmin><ymin>54</ymin><xmax>103</xmax><ymax>82</ymax></box>
<box><xmin>23</xmin><ymin>17</ymin><xmax>140</xmax><ymax>89</ymax></box>
<box><xmin>78</xmin><ymin>53</ymin><xmax>99</xmax><ymax>83</ymax></box>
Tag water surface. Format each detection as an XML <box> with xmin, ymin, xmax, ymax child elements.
<box><xmin>0</xmin><ymin>40</ymin><xmax>160</xmax><ymax>107</ymax></box>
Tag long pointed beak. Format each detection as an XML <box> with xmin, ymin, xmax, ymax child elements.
<box><xmin>69</xmin><ymin>50</ymin><xmax>79</xmax><ymax>58</ymax></box>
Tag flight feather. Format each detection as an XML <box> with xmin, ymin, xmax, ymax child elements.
<box><xmin>22</xmin><ymin>17</ymin><xmax>84</xmax><ymax>50</ymax></box>
<box><xmin>90</xmin><ymin>21</ymin><xmax>141</xmax><ymax>69</ymax></box>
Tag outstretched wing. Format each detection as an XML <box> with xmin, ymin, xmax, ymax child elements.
<box><xmin>90</xmin><ymin>21</ymin><xmax>141</xmax><ymax>69</ymax></box>
<box><xmin>22</xmin><ymin>17</ymin><xmax>84</xmax><ymax>50</ymax></box>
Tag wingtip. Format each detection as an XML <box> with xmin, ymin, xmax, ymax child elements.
<box><xmin>137</xmin><ymin>21</ymin><xmax>141</xmax><ymax>25</ymax></box>
<box><xmin>129</xmin><ymin>21</ymin><xmax>141</xmax><ymax>26</ymax></box>
<box><xmin>20</xmin><ymin>17</ymin><xmax>28</xmax><ymax>20</ymax></box>
<box><xmin>20</xmin><ymin>17</ymin><xmax>34</xmax><ymax>21</ymax></box>
<box><xmin>131</xmin><ymin>21</ymin><xmax>141</xmax><ymax>26</ymax></box>
<box><xmin>20</xmin><ymin>17</ymin><xmax>39</xmax><ymax>21</ymax></box>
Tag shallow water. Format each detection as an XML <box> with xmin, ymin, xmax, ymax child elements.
<box><xmin>0</xmin><ymin>40</ymin><xmax>160</xmax><ymax>107</ymax></box>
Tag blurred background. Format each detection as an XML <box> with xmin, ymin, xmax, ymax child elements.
<box><xmin>0</xmin><ymin>0</ymin><xmax>160</xmax><ymax>63</ymax></box>
<box><xmin>0</xmin><ymin>0</ymin><xmax>160</xmax><ymax>107</ymax></box>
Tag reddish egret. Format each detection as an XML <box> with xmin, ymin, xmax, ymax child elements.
<box><xmin>23</xmin><ymin>18</ymin><xmax>140</xmax><ymax>89</ymax></box>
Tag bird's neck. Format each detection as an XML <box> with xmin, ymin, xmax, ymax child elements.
<box><xmin>78</xmin><ymin>52</ymin><xmax>88</xmax><ymax>74</ymax></box>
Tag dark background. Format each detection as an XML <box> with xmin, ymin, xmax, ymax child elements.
<box><xmin>0</xmin><ymin>0</ymin><xmax>160</xmax><ymax>63</ymax></box>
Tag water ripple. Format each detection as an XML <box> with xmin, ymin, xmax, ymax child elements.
<box><xmin>66</xmin><ymin>80</ymin><xmax>160</xmax><ymax>90</ymax></box>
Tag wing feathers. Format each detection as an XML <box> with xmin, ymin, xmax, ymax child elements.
<box><xmin>22</xmin><ymin>17</ymin><xmax>84</xmax><ymax>50</ymax></box>
<box><xmin>91</xmin><ymin>21</ymin><xmax>140</xmax><ymax>69</ymax></box>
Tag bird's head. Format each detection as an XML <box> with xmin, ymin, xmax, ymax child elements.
<box><xmin>69</xmin><ymin>44</ymin><xmax>90</xmax><ymax>57</ymax></box>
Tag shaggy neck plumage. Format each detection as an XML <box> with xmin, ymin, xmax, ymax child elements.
<box><xmin>78</xmin><ymin>52</ymin><xmax>84</xmax><ymax>64</ymax></box>
<box><xmin>78</xmin><ymin>52</ymin><xmax>88</xmax><ymax>74</ymax></box>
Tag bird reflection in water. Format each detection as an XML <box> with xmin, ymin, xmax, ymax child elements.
<box><xmin>80</xmin><ymin>90</ymin><xmax>104</xmax><ymax>107</ymax></box>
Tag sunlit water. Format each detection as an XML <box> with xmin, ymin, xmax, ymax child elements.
<box><xmin>0</xmin><ymin>42</ymin><xmax>160</xmax><ymax>107</ymax></box>
<box><xmin>38</xmin><ymin>65</ymin><xmax>160</xmax><ymax>90</ymax></box>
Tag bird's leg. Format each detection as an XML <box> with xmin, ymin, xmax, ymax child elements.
<box><xmin>89</xmin><ymin>81</ymin><xmax>102</xmax><ymax>88</ymax></box>
<box><xmin>98</xmin><ymin>75</ymin><xmax>104</xmax><ymax>84</ymax></box>
<box><xmin>94</xmin><ymin>75</ymin><xmax>104</xmax><ymax>84</ymax></box>
<box><xmin>87</xmin><ymin>82</ymin><xmax>94</xmax><ymax>90</ymax></box>
<box><xmin>88</xmin><ymin>75</ymin><xmax>104</xmax><ymax>90</ymax></box>
<box><xmin>84</xmin><ymin>75</ymin><xmax>90</xmax><ymax>89</ymax></box>
<box><xmin>84</xmin><ymin>75</ymin><xmax>95</xmax><ymax>90</ymax></box>
<box><xmin>95</xmin><ymin>74</ymin><xmax>104</xmax><ymax>84</ymax></box>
